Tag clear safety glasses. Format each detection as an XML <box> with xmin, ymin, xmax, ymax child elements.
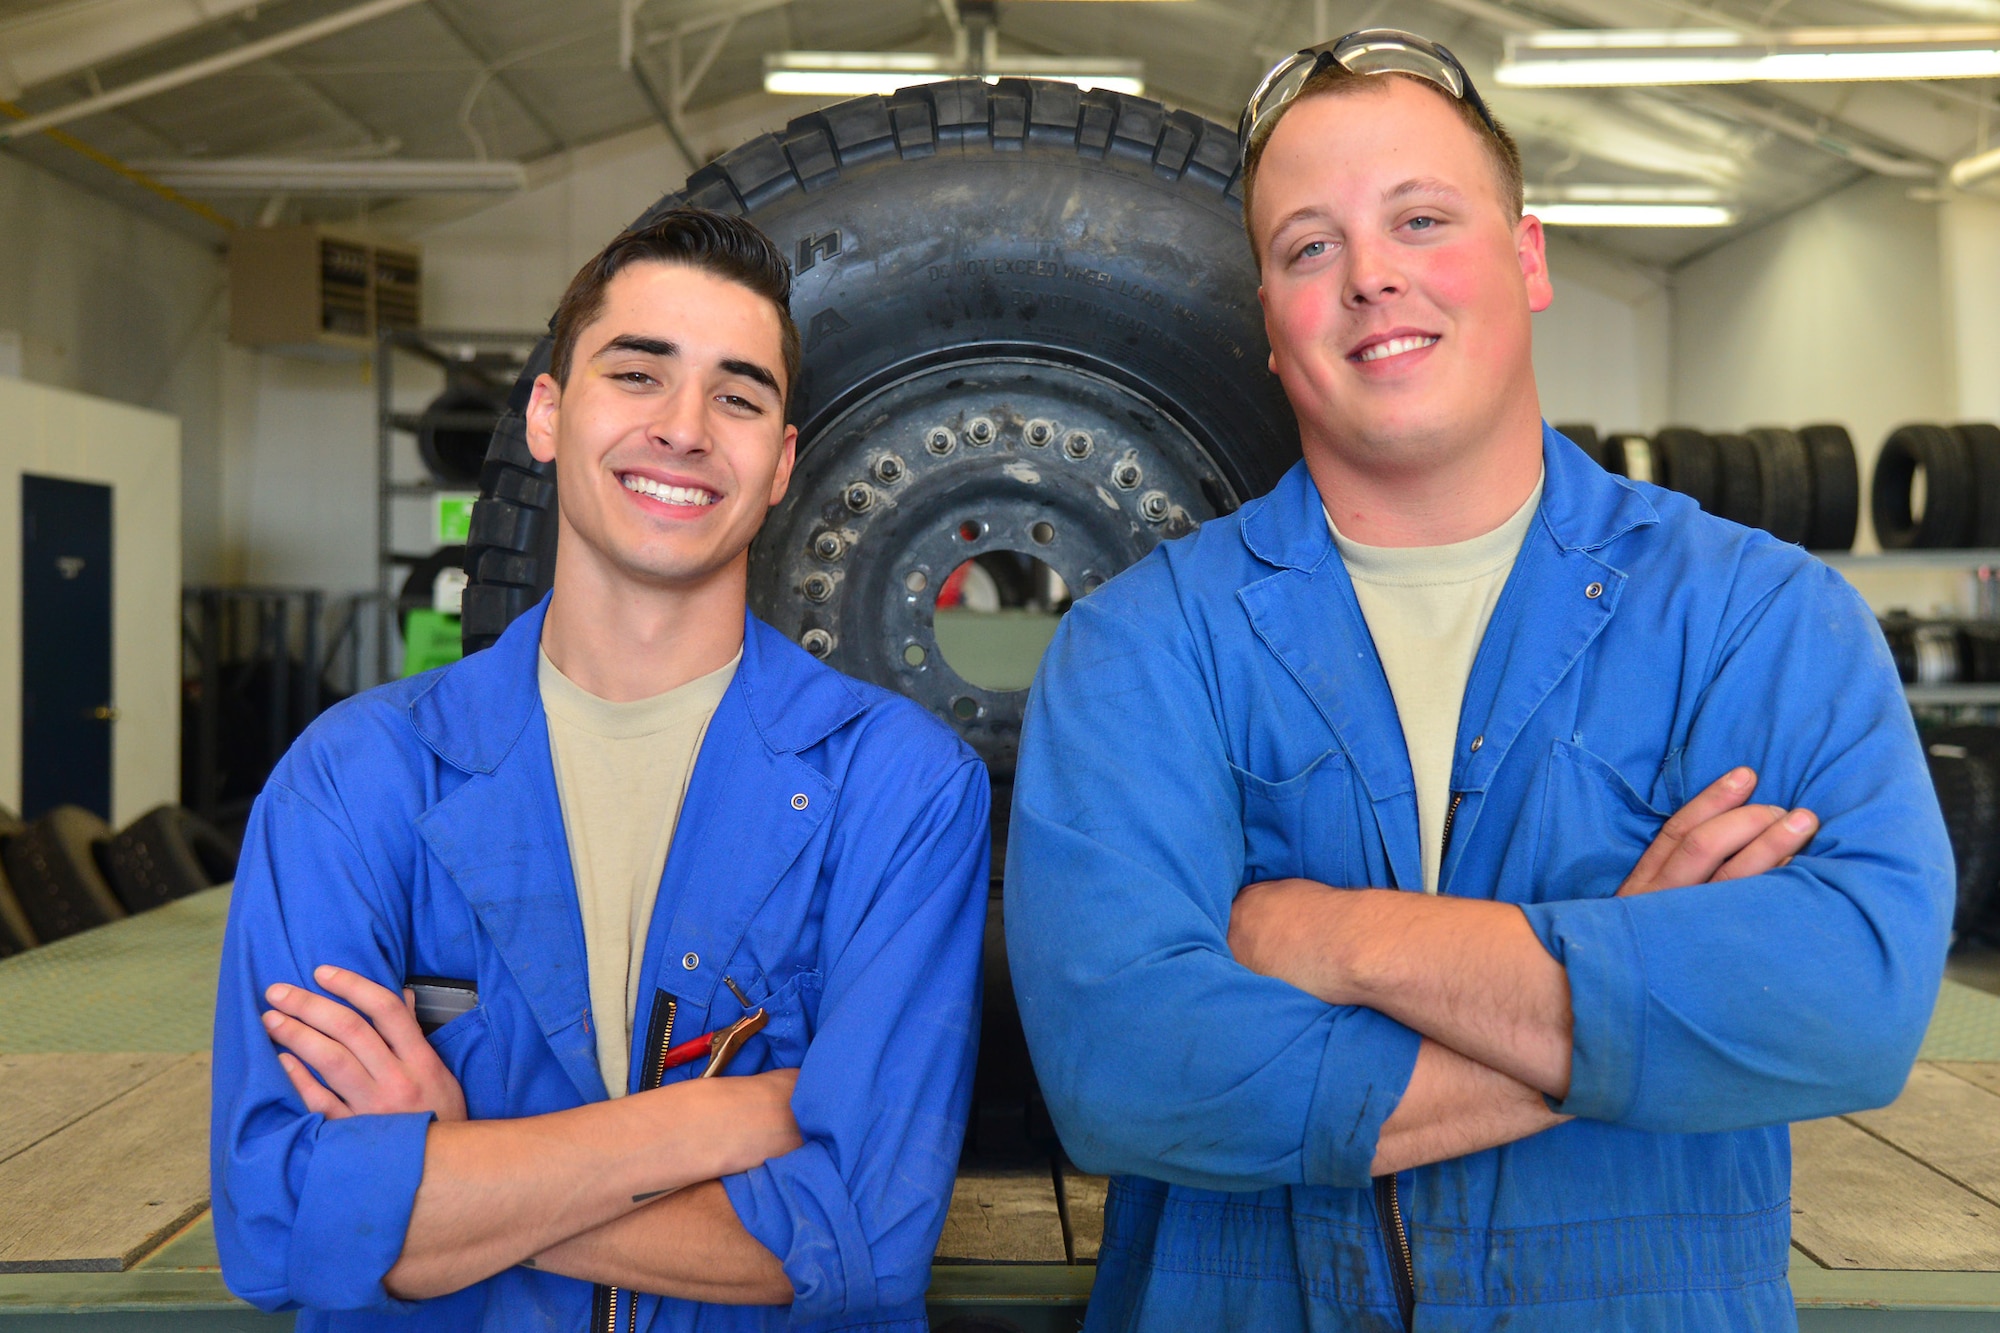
<box><xmin>1239</xmin><ymin>28</ymin><xmax>1501</xmax><ymax>164</ymax></box>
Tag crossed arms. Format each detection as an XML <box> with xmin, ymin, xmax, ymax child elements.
<box><xmin>261</xmin><ymin>969</ymin><xmax>799</xmax><ymax>1301</ymax></box>
<box><xmin>1226</xmin><ymin>768</ymin><xmax>1817</xmax><ymax>1175</ymax></box>
<box><xmin>1005</xmin><ymin>565</ymin><xmax>1951</xmax><ymax>1191</ymax></box>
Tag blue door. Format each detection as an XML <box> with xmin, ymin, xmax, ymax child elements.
<box><xmin>22</xmin><ymin>475</ymin><xmax>113</xmax><ymax>820</ymax></box>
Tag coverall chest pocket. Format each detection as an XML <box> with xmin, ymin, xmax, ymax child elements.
<box><xmin>424</xmin><ymin>1006</ymin><xmax>499</xmax><ymax>1115</ymax></box>
<box><xmin>745</xmin><ymin>969</ymin><xmax>821</xmax><ymax>1068</ymax></box>
<box><xmin>1532</xmin><ymin>740</ymin><xmax>1669</xmax><ymax>902</ymax></box>
<box><xmin>1231</xmin><ymin>749</ymin><xmax>1352</xmax><ymax>889</ymax></box>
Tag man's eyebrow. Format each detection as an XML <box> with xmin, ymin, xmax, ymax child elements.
<box><xmin>719</xmin><ymin>358</ymin><xmax>782</xmax><ymax>397</ymax></box>
<box><xmin>1268</xmin><ymin>203</ymin><xmax>1332</xmax><ymax>238</ymax></box>
<box><xmin>593</xmin><ymin>333</ymin><xmax>678</xmax><ymax>360</ymax></box>
<box><xmin>1386</xmin><ymin>176</ymin><xmax>1469</xmax><ymax>204</ymax></box>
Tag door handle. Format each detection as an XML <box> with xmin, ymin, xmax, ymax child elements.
<box><xmin>92</xmin><ymin>705</ymin><xmax>119</xmax><ymax>722</ymax></box>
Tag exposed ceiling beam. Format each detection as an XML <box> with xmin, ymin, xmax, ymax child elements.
<box><xmin>0</xmin><ymin>0</ymin><xmax>426</xmax><ymax>143</ymax></box>
<box><xmin>422</xmin><ymin>0</ymin><xmax>567</xmax><ymax>155</ymax></box>
<box><xmin>0</xmin><ymin>0</ymin><xmax>277</xmax><ymax>100</ymax></box>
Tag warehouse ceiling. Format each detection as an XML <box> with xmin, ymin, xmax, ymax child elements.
<box><xmin>1</xmin><ymin>0</ymin><xmax>1996</xmax><ymax>266</ymax></box>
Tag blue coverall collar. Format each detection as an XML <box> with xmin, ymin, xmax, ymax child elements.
<box><xmin>408</xmin><ymin>593</ymin><xmax>868</xmax><ymax>775</ymax></box>
<box><xmin>1239</xmin><ymin>422</ymin><xmax>1659</xmax><ymax>572</ymax></box>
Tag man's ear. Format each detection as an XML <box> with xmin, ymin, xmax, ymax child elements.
<box><xmin>1516</xmin><ymin>213</ymin><xmax>1554</xmax><ymax>314</ymax></box>
<box><xmin>525</xmin><ymin>372</ymin><xmax>562</xmax><ymax>464</ymax></box>
<box><xmin>767</xmin><ymin>425</ymin><xmax>799</xmax><ymax>508</ymax></box>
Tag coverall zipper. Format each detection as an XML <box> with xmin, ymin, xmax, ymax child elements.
<box><xmin>1374</xmin><ymin>1174</ymin><xmax>1417</xmax><ymax>1331</ymax></box>
<box><xmin>1375</xmin><ymin>789</ymin><xmax>1465</xmax><ymax>1330</ymax></box>
<box><xmin>592</xmin><ymin>991</ymin><xmax>679</xmax><ymax>1333</ymax></box>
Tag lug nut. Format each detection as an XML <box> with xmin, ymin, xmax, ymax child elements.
<box><xmin>801</xmin><ymin>628</ymin><xmax>834</xmax><ymax>657</ymax></box>
<box><xmin>925</xmin><ymin>426</ymin><xmax>956</xmax><ymax>455</ymax></box>
<box><xmin>1140</xmin><ymin>490</ymin><xmax>1171</xmax><ymax>523</ymax></box>
<box><xmin>966</xmin><ymin>416</ymin><xmax>996</xmax><ymax>446</ymax></box>
<box><xmin>812</xmin><ymin>531</ymin><xmax>845</xmax><ymax>561</ymax></box>
<box><xmin>803</xmin><ymin>573</ymin><xmax>834</xmax><ymax>602</ymax></box>
<box><xmin>844</xmin><ymin>482</ymin><xmax>875</xmax><ymax>513</ymax></box>
<box><xmin>1025</xmin><ymin>419</ymin><xmax>1056</xmax><ymax>447</ymax></box>
<box><xmin>1113</xmin><ymin>458</ymin><xmax>1143</xmax><ymax>490</ymax></box>
<box><xmin>874</xmin><ymin>454</ymin><xmax>906</xmax><ymax>484</ymax></box>
<box><xmin>1063</xmin><ymin>430</ymin><xmax>1094</xmax><ymax>460</ymax></box>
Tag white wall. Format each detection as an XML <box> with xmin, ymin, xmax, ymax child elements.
<box><xmin>1535</xmin><ymin>232</ymin><xmax>1670</xmax><ymax>436</ymax></box>
<box><xmin>1669</xmin><ymin>176</ymin><xmax>1955</xmax><ymax>552</ymax></box>
<box><xmin>0</xmin><ymin>152</ymin><xmax>228</xmax><ymax>582</ymax></box>
<box><xmin>0</xmin><ymin>378</ymin><xmax>181</xmax><ymax>825</ymax></box>
<box><xmin>1943</xmin><ymin>194</ymin><xmax>2000</xmax><ymax>425</ymax></box>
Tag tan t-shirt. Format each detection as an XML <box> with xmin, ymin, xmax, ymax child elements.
<box><xmin>539</xmin><ymin>647</ymin><xmax>737</xmax><ymax>1096</ymax></box>
<box><xmin>1328</xmin><ymin>476</ymin><xmax>1543</xmax><ymax>894</ymax></box>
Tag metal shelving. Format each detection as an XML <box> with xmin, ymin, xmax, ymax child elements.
<box><xmin>1907</xmin><ymin>683</ymin><xmax>2000</xmax><ymax>706</ymax></box>
<box><xmin>1827</xmin><ymin>550</ymin><xmax>2000</xmax><ymax>571</ymax></box>
<box><xmin>373</xmin><ymin>328</ymin><xmax>539</xmax><ymax>681</ymax></box>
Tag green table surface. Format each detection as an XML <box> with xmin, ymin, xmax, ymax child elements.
<box><xmin>4</xmin><ymin>889</ymin><xmax>2000</xmax><ymax>1321</ymax></box>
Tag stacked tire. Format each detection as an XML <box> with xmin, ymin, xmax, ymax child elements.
<box><xmin>0</xmin><ymin>804</ymin><xmax>237</xmax><ymax>956</ymax></box>
<box><xmin>1555</xmin><ymin>421</ymin><xmax>1857</xmax><ymax>551</ymax></box>
<box><xmin>1925</xmin><ymin>725</ymin><xmax>2000</xmax><ymax>944</ymax></box>
<box><xmin>1872</xmin><ymin>423</ymin><xmax>2000</xmax><ymax>550</ymax></box>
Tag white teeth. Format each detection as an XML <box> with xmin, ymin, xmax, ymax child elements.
<box><xmin>622</xmin><ymin>474</ymin><xmax>718</xmax><ymax>506</ymax></box>
<box><xmin>1357</xmin><ymin>335</ymin><xmax>1439</xmax><ymax>363</ymax></box>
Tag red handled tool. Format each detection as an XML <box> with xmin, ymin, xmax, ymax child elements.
<box><xmin>658</xmin><ymin>976</ymin><xmax>767</xmax><ymax>1078</ymax></box>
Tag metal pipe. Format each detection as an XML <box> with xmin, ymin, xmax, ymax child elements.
<box><xmin>1951</xmin><ymin>139</ymin><xmax>2000</xmax><ymax>185</ymax></box>
<box><xmin>0</xmin><ymin>0</ymin><xmax>426</xmax><ymax>142</ymax></box>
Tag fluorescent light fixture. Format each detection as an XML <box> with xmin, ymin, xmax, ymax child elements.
<box><xmin>1529</xmin><ymin>185</ymin><xmax>1726</xmax><ymax>202</ymax></box>
<box><xmin>1525</xmin><ymin>199</ymin><xmax>1737</xmax><ymax>225</ymax></box>
<box><xmin>1497</xmin><ymin>25</ymin><xmax>2000</xmax><ymax>86</ymax></box>
<box><xmin>763</xmin><ymin>51</ymin><xmax>1143</xmax><ymax>96</ymax></box>
<box><xmin>132</xmin><ymin>158</ymin><xmax>526</xmax><ymax>194</ymax></box>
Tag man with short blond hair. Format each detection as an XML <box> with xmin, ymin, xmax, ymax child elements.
<box><xmin>1006</xmin><ymin>29</ymin><xmax>1951</xmax><ymax>1331</ymax></box>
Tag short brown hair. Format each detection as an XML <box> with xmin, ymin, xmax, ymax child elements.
<box><xmin>1240</xmin><ymin>66</ymin><xmax>1525</xmax><ymax>263</ymax></box>
<box><xmin>548</xmin><ymin>207</ymin><xmax>803</xmax><ymax>411</ymax></box>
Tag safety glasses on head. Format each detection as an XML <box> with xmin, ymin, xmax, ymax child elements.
<box><xmin>1239</xmin><ymin>28</ymin><xmax>1500</xmax><ymax>165</ymax></box>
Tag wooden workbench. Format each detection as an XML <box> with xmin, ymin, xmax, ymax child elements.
<box><xmin>3</xmin><ymin>888</ymin><xmax>1999</xmax><ymax>1330</ymax></box>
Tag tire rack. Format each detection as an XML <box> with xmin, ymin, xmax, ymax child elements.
<box><xmin>181</xmin><ymin>587</ymin><xmax>373</xmax><ymax>829</ymax></box>
<box><xmin>374</xmin><ymin>329</ymin><xmax>539</xmax><ymax>683</ymax></box>
<box><xmin>1829</xmin><ymin>551</ymin><xmax>2000</xmax><ymax>709</ymax></box>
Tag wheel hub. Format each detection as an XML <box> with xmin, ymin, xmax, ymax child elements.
<box><xmin>751</xmin><ymin>358</ymin><xmax>1231</xmax><ymax>771</ymax></box>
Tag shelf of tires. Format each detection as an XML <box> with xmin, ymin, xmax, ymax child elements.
<box><xmin>0</xmin><ymin>804</ymin><xmax>238</xmax><ymax>959</ymax></box>
<box><xmin>1557</xmin><ymin>420</ymin><xmax>2000</xmax><ymax>555</ymax></box>
<box><xmin>1555</xmin><ymin>422</ymin><xmax>1860</xmax><ymax>551</ymax></box>
<box><xmin>379</xmin><ymin>332</ymin><xmax>538</xmax><ymax>682</ymax></box>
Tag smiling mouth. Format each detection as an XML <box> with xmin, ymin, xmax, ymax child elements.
<box><xmin>621</xmin><ymin>474</ymin><xmax>719</xmax><ymax>506</ymax></box>
<box><xmin>1353</xmin><ymin>335</ymin><xmax>1440</xmax><ymax>364</ymax></box>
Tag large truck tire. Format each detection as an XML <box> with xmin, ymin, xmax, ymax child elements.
<box><xmin>2</xmin><ymin>806</ymin><xmax>123</xmax><ymax>943</ymax></box>
<box><xmin>461</xmin><ymin>78</ymin><xmax>1296</xmax><ymax>775</ymax></box>
<box><xmin>1798</xmin><ymin>424</ymin><xmax>1858</xmax><ymax>552</ymax></box>
<box><xmin>1709</xmin><ymin>432</ymin><xmax>1762</xmax><ymax>529</ymax></box>
<box><xmin>1925</xmin><ymin>727</ymin><xmax>2000</xmax><ymax>941</ymax></box>
<box><xmin>1952</xmin><ymin>422</ymin><xmax>2000</xmax><ymax>549</ymax></box>
<box><xmin>1874</xmin><ymin>424</ymin><xmax>1974</xmax><ymax>550</ymax></box>
<box><xmin>1652</xmin><ymin>428</ymin><xmax>1721</xmax><ymax>512</ymax></box>
<box><xmin>97</xmin><ymin>805</ymin><xmax>239</xmax><ymax>914</ymax></box>
<box><xmin>1744</xmin><ymin>427</ymin><xmax>1813</xmax><ymax>546</ymax></box>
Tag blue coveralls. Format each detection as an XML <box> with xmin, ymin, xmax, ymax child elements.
<box><xmin>211</xmin><ymin>599</ymin><xmax>990</xmax><ymax>1331</ymax></box>
<box><xmin>1005</xmin><ymin>426</ymin><xmax>1954</xmax><ymax>1331</ymax></box>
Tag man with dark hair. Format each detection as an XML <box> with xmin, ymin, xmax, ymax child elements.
<box><xmin>1006</xmin><ymin>29</ymin><xmax>1950</xmax><ymax>1331</ymax></box>
<box><xmin>212</xmin><ymin>208</ymin><xmax>989</xmax><ymax>1331</ymax></box>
